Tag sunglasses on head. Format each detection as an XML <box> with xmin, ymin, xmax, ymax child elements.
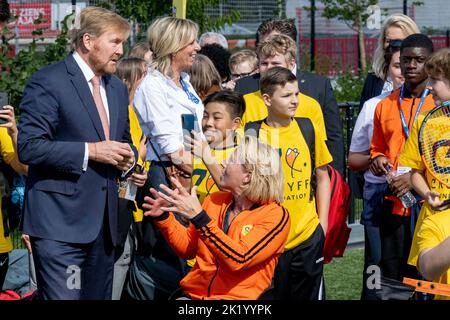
<box><xmin>388</xmin><ymin>39</ymin><xmax>403</xmax><ymax>48</ymax></box>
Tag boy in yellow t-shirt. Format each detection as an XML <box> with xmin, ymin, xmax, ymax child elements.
<box><xmin>190</xmin><ymin>90</ymin><xmax>245</xmax><ymax>203</ymax></box>
<box><xmin>247</xmin><ymin>66</ymin><xmax>332</xmax><ymax>300</ymax></box>
<box><xmin>399</xmin><ymin>48</ymin><xmax>450</xmax><ymax>299</ymax></box>
<box><xmin>240</xmin><ymin>34</ymin><xmax>328</xmax><ymax>143</ymax></box>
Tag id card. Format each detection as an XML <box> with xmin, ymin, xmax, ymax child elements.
<box><xmin>397</xmin><ymin>166</ymin><xmax>412</xmax><ymax>176</ymax></box>
<box><xmin>118</xmin><ymin>180</ymin><xmax>138</xmax><ymax>201</ymax></box>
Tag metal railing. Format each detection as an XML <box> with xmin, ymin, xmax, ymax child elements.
<box><xmin>339</xmin><ymin>101</ymin><xmax>363</xmax><ymax>224</ymax></box>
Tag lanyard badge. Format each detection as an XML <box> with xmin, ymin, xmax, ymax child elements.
<box><xmin>398</xmin><ymin>85</ymin><xmax>429</xmax><ymax>138</ymax></box>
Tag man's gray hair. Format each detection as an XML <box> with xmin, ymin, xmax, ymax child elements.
<box><xmin>199</xmin><ymin>32</ymin><xmax>228</xmax><ymax>49</ymax></box>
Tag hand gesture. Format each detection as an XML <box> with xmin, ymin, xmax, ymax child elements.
<box><xmin>157</xmin><ymin>177</ymin><xmax>203</xmax><ymax>220</ymax></box>
<box><xmin>369</xmin><ymin>156</ymin><xmax>391</xmax><ymax>176</ymax></box>
<box><xmin>142</xmin><ymin>188</ymin><xmax>171</xmax><ymax>218</ymax></box>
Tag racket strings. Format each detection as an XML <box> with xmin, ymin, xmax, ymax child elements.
<box><xmin>421</xmin><ymin>107</ymin><xmax>450</xmax><ymax>186</ymax></box>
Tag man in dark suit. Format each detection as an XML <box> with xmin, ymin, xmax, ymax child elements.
<box><xmin>235</xmin><ymin>18</ymin><xmax>344</xmax><ymax>175</ymax></box>
<box><xmin>17</xmin><ymin>7</ymin><xmax>136</xmax><ymax>300</ymax></box>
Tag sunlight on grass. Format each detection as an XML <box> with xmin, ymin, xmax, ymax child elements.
<box><xmin>324</xmin><ymin>248</ymin><xmax>364</xmax><ymax>300</ymax></box>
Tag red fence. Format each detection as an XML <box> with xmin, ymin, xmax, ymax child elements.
<box><xmin>301</xmin><ymin>36</ymin><xmax>450</xmax><ymax>75</ymax></box>
<box><xmin>228</xmin><ymin>36</ymin><xmax>450</xmax><ymax>76</ymax></box>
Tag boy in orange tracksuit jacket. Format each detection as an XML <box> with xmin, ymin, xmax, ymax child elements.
<box><xmin>369</xmin><ymin>34</ymin><xmax>435</xmax><ymax>281</ymax></box>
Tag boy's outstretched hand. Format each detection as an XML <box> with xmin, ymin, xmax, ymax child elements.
<box><xmin>427</xmin><ymin>191</ymin><xmax>450</xmax><ymax>211</ymax></box>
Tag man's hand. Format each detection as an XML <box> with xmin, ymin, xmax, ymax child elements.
<box><xmin>369</xmin><ymin>155</ymin><xmax>391</xmax><ymax>176</ymax></box>
<box><xmin>0</xmin><ymin>105</ymin><xmax>18</xmax><ymax>139</ymax></box>
<box><xmin>390</xmin><ymin>172</ymin><xmax>413</xmax><ymax>197</ymax></box>
<box><xmin>88</xmin><ymin>141</ymin><xmax>135</xmax><ymax>170</ymax></box>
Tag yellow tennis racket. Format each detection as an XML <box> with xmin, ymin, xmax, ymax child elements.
<box><xmin>418</xmin><ymin>103</ymin><xmax>450</xmax><ymax>189</ymax></box>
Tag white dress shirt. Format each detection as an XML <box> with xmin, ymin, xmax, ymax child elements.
<box><xmin>349</xmin><ymin>92</ymin><xmax>390</xmax><ymax>184</ymax></box>
<box><xmin>133</xmin><ymin>69</ymin><xmax>204</xmax><ymax>161</ymax></box>
<box><xmin>72</xmin><ymin>51</ymin><xmax>110</xmax><ymax>170</ymax></box>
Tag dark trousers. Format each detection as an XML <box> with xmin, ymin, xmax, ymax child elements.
<box><xmin>31</xmin><ymin>217</ymin><xmax>114</xmax><ymax>300</ymax></box>
<box><xmin>270</xmin><ymin>224</ymin><xmax>325</xmax><ymax>300</ymax></box>
<box><xmin>360</xmin><ymin>182</ymin><xmax>386</xmax><ymax>300</ymax></box>
<box><xmin>128</xmin><ymin>161</ymin><xmax>189</xmax><ymax>300</ymax></box>
<box><xmin>379</xmin><ymin>200</ymin><xmax>418</xmax><ymax>282</ymax></box>
<box><xmin>0</xmin><ymin>252</ymin><xmax>8</xmax><ymax>290</ymax></box>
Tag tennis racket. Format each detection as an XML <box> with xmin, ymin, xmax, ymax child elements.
<box><xmin>418</xmin><ymin>103</ymin><xmax>450</xmax><ymax>188</ymax></box>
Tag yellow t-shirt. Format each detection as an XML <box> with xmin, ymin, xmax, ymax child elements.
<box><xmin>399</xmin><ymin>113</ymin><xmax>450</xmax><ymax>267</ymax></box>
<box><xmin>0</xmin><ymin>128</ymin><xmax>15</xmax><ymax>253</ymax></box>
<box><xmin>129</xmin><ymin>105</ymin><xmax>145</xmax><ymax>222</ymax></box>
<box><xmin>242</xmin><ymin>91</ymin><xmax>328</xmax><ymax>141</ymax></box>
<box><xmin>257</xmin><ymin>120</ymin><xmax>332</xmax><ymax>249</ymax></box>
<box><xmin>414</xmin><ymin>211</ymin><xmax>450</xmax><ymax>300</ymax></box>
<box><xmin>192</xmin><ymin>145</ymin><xmax>237</xmax><ymax>204</ymax></box>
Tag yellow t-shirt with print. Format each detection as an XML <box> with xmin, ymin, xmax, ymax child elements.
<box><xmin>192</xmin><ymin>145</ymin><xmax>237</xmax><ymax>204</ymax></box>
<box><xmin>129</xmin><ymin>105</ymin><xmax>145</xmax><ymax>222</ymax></box>
<box><xmin>414</xmin><ymin>211</ymin><xmax>450</xmax><ymax>300</ymax></box>
<box><xmin>242</xmin><ymin>91</ymin><xmax>328</xmax><ymax>141</ymax></box>
<box><xmin>257</xmin><ymin>120</ymin><xmax>332</xmax><ymax>250</ymax></box>
<box><xmin>399</xmin><ymin>112</ymin><xmax>450</xmax><ymax>267</ymax></box>
<box><xmin>0</xmin><ymin>128</ymin><xmax>15</xmax><ymax>254</ymax></box>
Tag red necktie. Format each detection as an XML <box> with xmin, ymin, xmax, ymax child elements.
<box><xmin>91</xmin><ymin>75</ymin><xmax>110</xmax><ymax>140</ymax></box>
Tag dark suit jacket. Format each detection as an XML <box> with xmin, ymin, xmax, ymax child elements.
<box><xmin>236</xmin><ymin>70</ymin><xmax>345</xmax><ymax>175</ymax></box>
<box><xmin>18</xmin><ymin>54</ymin><xmax>135</xmax><ymax>246</ymax></box>
<box><xmin>359</xmin><ymin>72</ymin><xmax>385</xmax><ymax>109</ymax></box>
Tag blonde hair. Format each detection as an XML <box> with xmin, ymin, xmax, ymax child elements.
<box><xmin>116</xmin><ymin>57</ymin><xmax>147</xmax><ymax>103</ymax></box>
<box><xmin>71</xmin><ymin>6</ymin><xmax>130</xmax><ymax>50</ymax></box>
<box><xmin>256</xmin><ymin>34</ymin><xmax>296</xmax><ymax>64</ymax></box>
<box><xmin>237</xmin><ymin>135</ymin><xmax>284</xmax><ymax>204</ymax></box>
<box><xmin>147</xmin><ymin>16</ymin><xmax>199</xmax><ymax>77</ymax></box>
<box><xmin>426</xmin><ymin>48</ymin><xmax>450</xmax><ymax>80</ymax></box>
<box><xmin>229</xmin><ymin>49</ymin><xmax>258</xmax><ymax>72</ymax></box>
<box><xmin>189</xmin><ymin>54</ymin><xmax>221</xmax><ymax>100</ymax></box>
<box><xmin>372</xmin><ymin>14</ymin><xmax>419</xmax><ymax>79</ymax></box>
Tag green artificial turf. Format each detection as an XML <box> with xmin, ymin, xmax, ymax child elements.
<box><xmin>324</xmin><ymin>248</ymin><xmax>364</xmax><ymax>300</ymax></box>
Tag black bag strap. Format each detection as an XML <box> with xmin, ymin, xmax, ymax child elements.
<box><xmin>294</xmin><ymin>117</ymin><xmax>316</xmax><ymax>201</ymax></box>
<box><xmin>244</xmin><ymin>118</ymin><xmax>316</xmax><ymax>200</ymax></box>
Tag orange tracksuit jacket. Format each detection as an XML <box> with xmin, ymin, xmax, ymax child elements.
<box><xmin>370</xmin><ymin>88</ymin><xmax>435</xmax><ymax>215</ymax></box>
<box><xmin>154</xmin><ymin>191</ymin><xmax>291</xmax><ymax>300</ymax></box>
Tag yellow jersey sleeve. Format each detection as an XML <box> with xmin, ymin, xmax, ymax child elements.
<box><xmin>0</xmin><ymin>128</ymin><xmax>14</xmax><ymax>253</ymax></box>
<box><xmin>296</xmin><ymin>93</ymin><xmax>328</xmax><ymax>141</ymax></box>
<box><xmin>0</xmin><ymin>128</ymin><xmax>15</xmax><ymax>165</ymax></box>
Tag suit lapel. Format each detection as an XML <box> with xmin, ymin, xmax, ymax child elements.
<box><xmin>104</xmin><ymin>76</ymin><xmax>118</xmax><ymax>140</ymax></box>
<box><xmin>297</xmin><ymin>70</ymin><xmax>307</xmax><ymax>91</ymax></box>
<box><xmin>65</xmin><ymin>55</ymin><xmax>106</xmax><ymax>140</ymax></box>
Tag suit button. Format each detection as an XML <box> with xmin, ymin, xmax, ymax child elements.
<box><xmin>101</xmin><ymin>186</ymin><xmax>107</xmax><ymax>191</ymax></box>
